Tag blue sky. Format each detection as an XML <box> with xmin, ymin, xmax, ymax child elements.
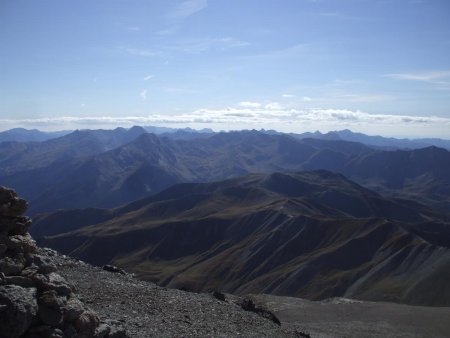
<box><xmin>1</xmin><ymin>0</ymin><xmax>450</xmax><ymax>137</ymax></box>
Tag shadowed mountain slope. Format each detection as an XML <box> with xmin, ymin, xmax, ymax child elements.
<box><xmin>2</xmin><ymin>130</ymin><xmax>450</xmax><ymax>214</ymax></box>
<box><xmin>33</xmin><ymin>171</ymin><xmax>450</xmax><ymax>306</ymax></box>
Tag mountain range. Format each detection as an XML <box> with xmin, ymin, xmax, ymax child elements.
<box><xmin>32</xmin><ymin>170</ymin><xmax>450</xmax><ymax>306</ymax></box>
<box><xmin>1</xmin><ymin>128</ymin><xmax>449</xmax><ymax>214</ymax></box>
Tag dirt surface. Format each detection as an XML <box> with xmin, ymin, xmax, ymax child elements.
<box><xmin>40</xmin><ymin>246</ymin><xmax>450</xmax><ymax>337</ymax></box>
<box><xmin>253</xmin><ymin>294</ymin><xmax>450</xmax><ymax>338</ymax></box>
<box><xmin>45</xmin><ymin>248</ymin><xmax>297</xmax><ymax>337</ymax></box>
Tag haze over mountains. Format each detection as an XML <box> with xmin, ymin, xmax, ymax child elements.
<box><xmin>1</xmin><ymin>127</ymin><xmax>450</xmax><ymax>214</ymax></box>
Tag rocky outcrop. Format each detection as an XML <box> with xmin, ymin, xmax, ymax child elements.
<box><xmin>0</xmin><ymin>186</ymin><xmax>127</xmax><ymax>338</ymax></box>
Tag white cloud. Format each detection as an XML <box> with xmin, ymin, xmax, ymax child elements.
<box><xmin>126</xmin><ymin>48</ymin><xmax>159</xmax><ymax>57</ymax></box>
<box><xmin>239</xmin><ymin>101</ymin><xmax>261</xmax><ymax>108</ymax></box>
<box><xmin>143</xmin><ymin>75</ymin><xmax>154</xmax><ymax>81</ymax></box>
<box><xmin>282</xmin><ymin>94</ymin><xmax>296</xmax><ymax>98</ymax></box>
<box><xmin>302</xmin><ymin>96</ymin><xmax>313</xmax><ymax>102</ymax></box>
<box><xmin>140</xmin><ymin>89</ymin><xmax>147</xmax><ymax>101</ymax></box>
<box><xmin>2</xmin><ymin>106</ymin><xmax>450</xmax><ymax>138</ymax></box>
<box><xmin>171</xmin><ymin>0</ymin><xmax>208</xmax><ymax>18</ymax></box>
<box><xmin>128</xmin><ymin>26</ymin><xmax>140</xmax><ymax>31</ymax></box>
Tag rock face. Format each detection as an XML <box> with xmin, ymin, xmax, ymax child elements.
<box><xmin>0</xmin><ymin>186</ymin><xmax>127</xmax><ymax>338</ymax></box>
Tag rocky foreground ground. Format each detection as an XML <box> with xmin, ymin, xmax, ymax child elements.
<box><xmin>51</xmin><ymin>248</ymin><xmax>303</xmax><ymax>337</ymax></box>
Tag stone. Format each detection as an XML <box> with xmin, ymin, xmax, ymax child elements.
<box><xmin>37</xmin><ymin>291</ymin><xmax>65</xmax><ymax>327</ymax></box>
<box><xmin>38</xmin><ymin>290</ymin><xmax>66</xmax><ymax>309</ymax></box>
<box><xmin>5</xmin><ymin>275</ymin><xmax>35</xmax><ymax>288</ymax></box>
<box><xmin>6</xmin><ymin>216</ymin><xmax>32</xmax><ymax>236</ymax></box>
<box><xmin>38</xmin><ymin>304</ymin><xmax>63</xmax><ymax>327</ymax></box>
<box><xmin>239</xmin><ymin>297</ymin><xmax>281</xmax><ymax>326</ymax></box>
<box><xmin>0</xmin><ymin>187</ymin><xmax>28</xmax><ymax>217</ymax></box>
<box><xmin>102</xmin><ymin>265</ymin><xmax>125</xmax><ymax>274</ymax></box>
<box><xmin>7</xmin><ymin>233</ymin><xmax>38</xmax><ymax>254</ymax></box>
<box><xmin>0</xmin><ymin>255</ymin><xmax>26</xmax><ymax>275</ymax></box>
<box><xmin>0</xmin><ymin>243</ymin><xmax>7</xmax><ymax>255</ymax></box>
<box><xmin>212</xmin><ymin>290</ymin><xmax>226</xmax><ymax>301</ymax></box>
<box><xmin>75</xmin><ymin>310</ymin><xmax>101</xmax><ymax>338</ymax></box>
<box><xmin>30</xmin><ymin>254</ymin><xmax>58</xmax><ymax>274</ymax></box>
<box><xmin>32</xmin><ymin>272</ymin><xmax>73</xmax><ymax>296</ymax></box>
<box><xmin>63</xmin><ymin>325</ymin><xmax>78</xmax><ymax>338</ymax></box>
<box><xmin>64</xmin><ymin>296</ymin><xmax>86</xmax><ymax>322</ymax></box>
<box><xmin>103</xmin><ymin>320</ymin><xmax>128</xmax><ymax>338</ymax></box>
<box><xmin>0</xmin><ymin>285</ymin><xmax>38</xmax><ymax>338</ymax></box>
<box><xmin>94</xmin><ymin>323</ymin><xmax>111</xmax><ymax>337</ymax></box>
<box><xmin>26</xmin><ymin>325</ymin><xmax>64</xmax><ymax>338</ymax></box>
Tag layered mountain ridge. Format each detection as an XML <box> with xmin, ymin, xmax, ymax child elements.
<box><xmin>33</xmin><ymin>171</ymin><xmax>450</xmax><ymax>306</ymax></box>
<box><xmin>1</xmin><ymin>128</ymin><xmax>450</xmax><ymax>214</ymax></box>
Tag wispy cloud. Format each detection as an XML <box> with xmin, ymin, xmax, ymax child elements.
<box><xmin>143</xmin><ymin>75</ymin><xmax>154</xmax><ymax>81</ymax></box>
<box><xmin>125</xmin><ymin>48</ymin><xmax>160</xmax><ymax>57</ymax></box>
<box><xmin>140</xmin><ymin>89</ymin><xmax>147</xmax><ymax>101</ymax></box>
<box><xmin>386</xmin><ymin>71</ymin><xmax>450</xmax><ymax>82</ymax></box>
<box><xmin>163</xmin><ymin>86</ymin><xmax>200</xmax><ymax>94</ymax></box>
<box><xmin>128</xmin><ymin>26</ymin><xmax>140</xmax><ymax>31</ymax></box>
<box><xmin>245</xmin><ymin>44</ymin><xmax>310</xmax><ymax>60</ymax></box>
<box><xmin>386</xmin><ymin>71</ymin><xmax>450</xmax><ymax>90</ymax></box>
<box><xmin>170</xmin><ymin>0</ymin><xmax>208</xmax><ymax>18</ymax></box>
<box><xmin>169</xmin><ymin>37</ymin><xmax>249</xmax><ymax>53</ymax></box>
<box><xmin>155</xmin><ymin>26</ymin><xmax>179</xmax><ymax>36</ymax></box>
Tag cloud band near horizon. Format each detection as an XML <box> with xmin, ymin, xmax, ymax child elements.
<box><xmin>1</xmin><ymin>107</ymin><xmax>450</xmax><ymax>139</ymax></box>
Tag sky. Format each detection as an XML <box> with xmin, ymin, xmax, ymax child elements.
<box><xmin>1</xmin><ymin>0</ymin><xmax>450</xmax><ymax>138</ymax></box>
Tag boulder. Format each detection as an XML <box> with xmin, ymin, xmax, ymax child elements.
<box><xmin>0</xmin><ymin>285</ymin><xmax>38</xmax><ymax>338</ymax></box>
<box><xmin>75</xmin><ymin>310</ymin><xmax>101</xmax><ymax>338</ymax></box>
<box><xmin>102</xmin><ymin>265</ymin><xmax>126</xmax><ymax>274</ymax></box>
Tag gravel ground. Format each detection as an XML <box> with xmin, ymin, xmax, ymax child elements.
<box><xmin>43</xmin><ymin>248</ymin><xmax>298</xmax><ymax>337</ymax></box>
<box><xmin>40</xmin><ymin>247</ymin><xmax>450</xmax><ymax>338</ymax></box>
<box><xmin>252</xmin><ymin>294</ymin><xmax>450</xmax><ymax>338</ymax></box>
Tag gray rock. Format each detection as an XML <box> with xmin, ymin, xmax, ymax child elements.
<box><xmin>0</xmin><ymin>285</ymin><xmax>38</xmax><ymax>338</ymax></box>
<box><xmin>38</xmin><ymin>290</ymin><xmax>66</xmax><ymax>309</ymax></box>
<box><xmin>0</xmin><ymin>255</ymin><xmax>26</xmax><ymax>275</ymax></box>
<box><xmin>5</xmin><ymin>275</ymin><xmax>35</xmax><ymax>287</ymax></box>
<box><xmin>239</xmin><ymin>297</ymin><xmax>281</xmax><ymax>326</ymax></box>
<box><xmin>7</xmin><ymin>234</ymin><xmax>37</xmax><ymax>254</ymax></box>
<box><xmin>103</xmin><ymin>320</ymin><xmax>128</xmax><ymax>338</ymax></box>
<box><xmin>94</xmin><ymin>323</ymin><xmax>111</xmax><ymax>337</ymax></box>
<box><xmin>0</xmin><ymin>187</ymin><xmax>28</xmax><ymax>217</ymax></box>
<box><xmin>38</xmin><ymin>303</ymin><xmax>63</xmax><ymax>327</ymax></box>
<box><xmin>102</xmin><ymin>265</ymin><xmax>125</xmax><ymax>274</ymax></box>
<box><xmin>32</xmin><ymin>254</ymin><xmax>58</xmax><ymax>274</ymax></box>
<box><xmin>75</xmin><ymin>310</ymin><xmax>101</xmax><ymax>338</ymax></box>
<box><xmin>7</xmin><ymin>216</ymin><xmax>32</xmax><ymax>236</ymax></box>
<box><xmin>0</xmin><ymin>243</ymin><xmax>7</xmax><ymax>255</ymax></box>
<box><xmin>63</xmin><ymin>325</ymin><xmax>78</xmax><ymax>338</ymax></box>
<box><xmin>64</xmin><ymin>296</ymin><xmax>85</xmax><ymax>322</ymax></box>
<box><xmin>32</xmin><ymin>272</ymin><xmax>73</xmax><ymax>296</ymax></box>
<box><xmin>37</xmin><ymin>291</ymin><xmax>66</xmax><ymax>327</ymax></box>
